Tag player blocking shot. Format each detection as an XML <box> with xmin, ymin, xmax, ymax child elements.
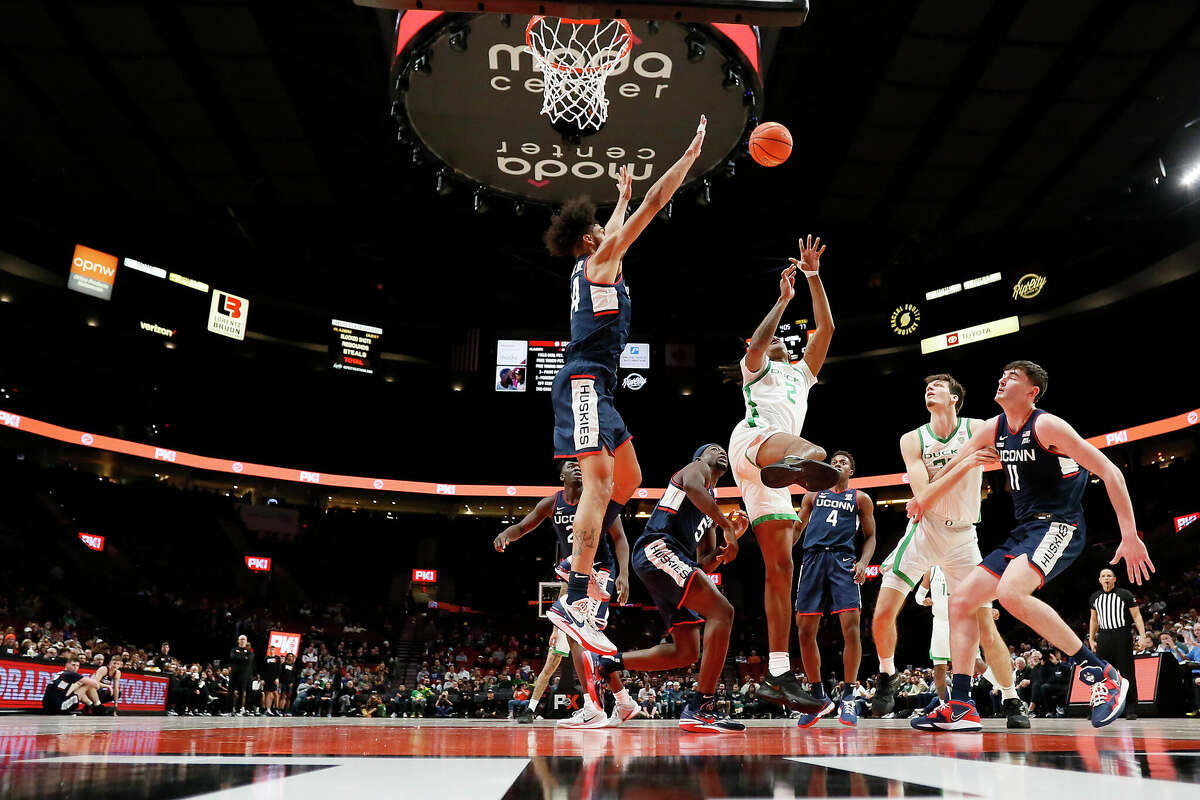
<box><xmin>728</xmin><ymin>238</ymin><xmax>839</xmax><ymax>713</ymax></box>
<box><xmin>593</xmin><ymin>444</ymin><xmax>748</xmax><ymax>733</ymax></box>
<box><xmin>792</xmin><ymin>451</ymin><xmax>876</xmax><ymax>727</ymax></box>
<box><xmin>493</xmin><ymin>460</ymin><xmax>640</xmax><ymax>727</ymax></box>
<box><xmin>908</xmin><ymin>361</ymin><xmax>1155</xmax><ymax>732</ymax></box>
<box><xmin>543</xmin><ymin>116</ymin><xmax>708</xmax><ymax>656</ymax></box>
<box><xmin>872</xmin><ymin>374</ymin><xmax>1028</xmax><ymax>729</ymax></box>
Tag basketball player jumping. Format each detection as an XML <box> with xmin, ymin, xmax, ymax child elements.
<box><xmin>543</xmin><ymin>116</ymin><xmax>707</xmax><ymax>655</ymax></box>
<box><xmin>494</xmin><ymin>459</ymin><xmax>639</xmax><ymax>727</ymax></box>
<box><xmin>792</xmin><ymin>450</ymin><xmax>876</xmax><ymax>727</ymax></box>
<box><xmin>873</xmin><ymin>374</ymin><xmax>1028</xmax><ymax>728</ymax></box>
<box><xmin>908</xmin><ymin>361</ymin><xmax>1154</xmax><ymax>731</ymax></box>
<box><xmin>594</xmin><ymin>444</ymin><xmax>749</xmax><ymax>733</ymax></box>
<box><xmin>729</xmin><ymin>241</ymin><xmax>839</xmax><ymax>712</ymax></box>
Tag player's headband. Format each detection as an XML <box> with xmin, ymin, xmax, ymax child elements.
<box><xmin>693</xmin><ymin>443</ymin><xmax>723</xmax><ymax>462</ymax></box>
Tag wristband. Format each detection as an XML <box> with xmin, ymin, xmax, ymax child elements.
<box><xmin>914</xmin><ymin>585</ymin><xmax>928</xmax><ymax>605</ymax></box>
<box><xmin>800</xmin><ymin>267</ymin><xmax>819</xmax><ymax>278</ymax></box>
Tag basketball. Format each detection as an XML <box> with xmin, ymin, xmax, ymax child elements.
<box><xmin>749</xmin><ymin>122</ymin><xmax>793</xmax><ymax>167</ymax></box>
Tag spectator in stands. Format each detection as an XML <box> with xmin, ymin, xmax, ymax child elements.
<box><xmin>1135</xmin><ymin>635</ymin><xmax>1156</xmax><ymax>655</ymax></box>
<box><xmin>660</xmin><ymin>681</ymin><xmax>683</xmax><ymax>719</ymax></box>
<box><xmin>508</xmin><ymin>684</ymin><xmax>530</xmax><ymax>719</ymax></box>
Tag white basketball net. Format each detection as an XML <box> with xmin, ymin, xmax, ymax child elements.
<box><xmin>525</xmin><ymin>16</ymin><xmax>633</xmax><ymax>132</ymax></box>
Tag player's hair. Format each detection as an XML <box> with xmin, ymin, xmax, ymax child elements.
<box><xmin>923</xmin><ymin>373</ymin><xmax>965</xmax><ymax>414</ymax></box>
<box><xmin>831</xmin><ymin>450</ymin><xmax>855</xmax><ymax>473</ymax></box>
<box><xmin>1004</xmin><ymin>360</ymin><xmax>1049</xmax><ymax>403</ymax></box>
<box><xmin>543</xmin><ymin>196</ymin><xmax>598</xmax><ymax>258</ymax></box>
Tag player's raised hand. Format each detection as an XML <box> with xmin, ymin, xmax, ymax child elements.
<box><xmin>685</xmin><ymin>114</ymin><xmax>707</xmax><ymax>159</ymax></box>
<box><xmin>615</xmin><ymin>165</ymin><xmax>632</xmax><ymax>204</ymax></box>
<box><xmin>778</xmin><ymin>264</ymin><xmax>797</xmax><ymax>302</ymax></box>
<box><xmin>492</xmin><ymin>531</ymin><xmax>508</xmax><ymax>552</ymax></box>
<box><xmin>797</xmin><ymin>234</ymin><xmax>826</xmax><ymax>275</ymax></box>
<box><xmin>1111</xmin><ymin>535</ymin><xmax>1155</xmax><ymax>585</ymax></box>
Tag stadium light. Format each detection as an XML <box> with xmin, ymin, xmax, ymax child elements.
<box><xmin>1181</xmin><ymin>162</ymin><xmax>1200</xmax><ymax>187</ymax></box>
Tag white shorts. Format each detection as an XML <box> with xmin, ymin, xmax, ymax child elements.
<box><xmin>548</xmin><ymin>627</ymin><xmax>570</xmax><ymax>657</ymax></box>
<box><xmin>880</xmin><ymin>516</ymin><xmax>983</xmax><ymax>596</ymax></box>
<box><xmin>930</xmin><ymin>616</ymin><xmax>950</xmax><ymax>663</ymax></box>
<box><xmin>729</xmin><ymin>422</ymin><xmax>799</xmax><ymax>528</ymax></box>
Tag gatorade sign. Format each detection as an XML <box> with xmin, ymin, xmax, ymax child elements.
<box><xmin>68</xmin><ymin>244</ymin><xmax>118</xmax><ymax>300</ymax></box>
<box><xmin>207</xmin><ymin>290</ymin><xmax>249</xmax><ymax>341</ymax></box>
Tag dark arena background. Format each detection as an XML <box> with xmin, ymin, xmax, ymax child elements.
<box><xmin>2</xmin><ymin>0</ymin><xmax>1200</xmax><ymax>797</ymax></box>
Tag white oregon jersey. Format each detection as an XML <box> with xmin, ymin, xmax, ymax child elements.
<box><xmin>914</xmin><ymin>417</ymin><xmax>983</xmax><ymax>527</ymax></box>
<box><xmin>929</xmin><ymin>565</ymin><xmax>949</xmax><ymax>620</ymax></box>
<box><xmin>736</xmin><ymin>355</ymin><xmax>816</xmax><ymax>436</ymax></box>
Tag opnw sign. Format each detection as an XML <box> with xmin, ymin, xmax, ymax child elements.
<box><xmin>268</xmin><ymin>630</ymin><xmax>301</xmax><ymax>656</ymax></box>
<box><xmin>208</xmin><ymin>290</ymin><xmax>249</xmax><ymax>341</ymax></box>
<box><xmin>245</xmin><ymin>556</ymin><xmax>272</xmax><ymax>572</ymax></box>
<box><xmin>68</xmin><ymin>244</ymin><xmax>118</xmax><ymax>300</ymax></box>
<box><xmin>1175</xmin><ymin>513</ymin><xmax>1199</xmax><ymax>533</ymax></box>
<box><xmin>78</xmin><ymin>532</ymin><xmax>105</xmax><ymax>551</ymax></box>
<box><xmin>412</xmin><ymin>568</ymin><xmax>438</xmax><ymax>583</ymax></box>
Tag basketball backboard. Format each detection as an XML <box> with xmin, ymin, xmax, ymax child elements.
<box><xmin>357</xmin><ymin>0</ymin><xmax>809</xmax><ymax>26</ymax></box>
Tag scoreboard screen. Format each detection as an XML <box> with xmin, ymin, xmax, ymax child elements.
<box><xmin>331</xmin><ymin>319</ymin><xmax>383</xmax><ymax>374</ymax></box>
<box><xmin>496</xmin><ymin>339</ymin><xmax>649</xmax><ymax>392</ymax></box>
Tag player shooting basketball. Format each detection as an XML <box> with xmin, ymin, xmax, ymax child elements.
<box><xmin>542</xmin><ymin>116</ymin><xmax>708</xmax><ymax>656</ymax></box>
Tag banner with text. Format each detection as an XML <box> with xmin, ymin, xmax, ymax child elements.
<box><xmin>0</xmin><ymin>655</ymin><xmax>169</xmax><ymax>712</ymax></box>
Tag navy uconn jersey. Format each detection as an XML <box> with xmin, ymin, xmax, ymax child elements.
<box><xmin>802</xmin><ymin>488</ymin><xmax>859</xmax><ymax>550</ymax></box>
<box><xmin>550</xmin><ymin>490</ymin><xmax>613</xmax><ymax>567</ymax></box>
<box><xmin>996</xmin><ymin>409</ymin><xmax>1088</xmax><ymax>523</ymax></box>
<box><xmin>565</xmin><ymin>255</ymin><xmax>631</xmax><ymax>371</ymax></box>
<box><xmin>640</xmin><ymin>476</ymin><xmax>714</xmax><ymax>560</ymax></box>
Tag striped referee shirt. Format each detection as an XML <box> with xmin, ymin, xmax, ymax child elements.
<box><xmin>1090</xmin><ymin>588</ymin><xmax>1136</xmax><ymax>631</ymax></box>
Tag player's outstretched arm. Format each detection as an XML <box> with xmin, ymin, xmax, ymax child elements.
<box><xmin>745</xmin><ymin>265</ymin><xmax>796</xmax><ymax>376</ymax></box>
<box><xmin>855</xmin><ymin>492</ymin><xmax>877</xmax><ymax>584</ymax></box>
<box><xmin>1035</xmin><ymin>413</ymin><xmax>1155</xmax><ymax>584</ymax></box>
<box><xmin>493</xmin><ymin>494</ymin><xmax>555</xmax><ymax>552</ymax></box>
<box><xmin>791</xmin><ymin>236</ymin><xmax>834</xmax><ymax>378</ymax></box>
<box><xmin>907</xmin><ymin>417</ymin><xmax>999</xmax><ymax>518</ymax></box>
<box><xmin>603</xmin><ymin>166</ymin><xmax>633</xmax><ymax>234</ymax></box>
<box><xmin>792</xmin><ymin>491</ymin><xmax>814</xmax><ymax>548</ymax></box>
<box><xmin>591</xmin><ymin>115</ymin><xmax>706</xmax><ymax>279</ymax></box>
<box><xmin>607</xmin><ymin>516</ymin><xmax>631</xmax><ymax>604</ymax></box>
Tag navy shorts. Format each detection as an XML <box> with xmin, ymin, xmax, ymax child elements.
<box><xmin>795</xmin><ymin>548</ymin><xmax>861</xmax><ymax>615</ymax></box>
<box><xmin>980</xmin><ymin>518</ymin><xmax>1086</xmax><ymax>588</ymax></box>
<box><xmin>552</xmin><ymin>362</ymin><xmax>632</xmax><ymax>458</ymax></box>
<box><xmin>631</xmin><ymin>536</ymin><xmax>705</xmax><ymax>633</ymax></box>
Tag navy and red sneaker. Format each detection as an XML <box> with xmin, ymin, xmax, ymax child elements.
<box><xmin>1078</xmin><ymin>663</ymin><xmax>1128</xmax><ymax>727</ymax></box>
<box><xmin>910</xmin><ymin>699</ymin><xmax>982</xmax><ymax>732</ymax></box>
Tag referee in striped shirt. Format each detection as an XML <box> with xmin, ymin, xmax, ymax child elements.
<box><xmin>1089</xmin><ymin>567</ymin><xmax>1146</xmax><ymax>719</ymax></box>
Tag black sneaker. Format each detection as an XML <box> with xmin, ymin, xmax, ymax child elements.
<box><xmin>516</xmin><ymin>710</ymin><xmax>534</xmax><ymax>724</ymax></box>
<box><xmin>756</xmin><ymin>672</ymin><xmax>826</xmax><ymax>713</ymax></box>
<box><xmin>760</xmin><ymin>456</ymin><xmax>840</xmax><ymax>491</ymax></box>
<box><xmin>870</xmin><ymin>672</ymin><xmax>899</xmax><ymax>717</ymax></box>
<box><xmin>1003</xmin><ymin>697</ymin><xmax>1031</xmax><ymax>729</ymax></box>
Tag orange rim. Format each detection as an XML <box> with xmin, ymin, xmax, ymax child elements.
<box><xmin>525</xmin><ymin>15</ymin><xmax>633</xmax><ymax>75</ymax></box>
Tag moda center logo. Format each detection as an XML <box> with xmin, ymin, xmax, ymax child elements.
<box><xmin>207</xmin><ymin>289</ymin><xmax>248</xmax><ymax>341</ymax></box>
<box><xmin>398</xmin><ymin>15</ymin><xmax>759</xmax><ymax>204</ymax></box>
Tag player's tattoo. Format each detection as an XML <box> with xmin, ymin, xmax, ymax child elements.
<box><xmin>578</xmin><ymin>527</ymin><xmax>597</xmax><ymax>547</ymax></box>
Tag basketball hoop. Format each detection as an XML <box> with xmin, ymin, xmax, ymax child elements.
<box><xmin>525</xmin><ymin>16</ymin><xmax>633</xmax><ymax>132</ymax></box>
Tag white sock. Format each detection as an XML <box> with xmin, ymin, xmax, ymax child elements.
<box><xmin>1000</xmin><ymin>684</ymin><xmax>1018</xmax><ymax>701</ymax></box>
<box><xmin>584</xmin><ymin>696</ymin><xmax>602</xmax><ymax>712</ymax></box>
<box><xmin>879</xmin><ymin>657</ymin><xmax>896</xmax><ymax>675</ymax></box>
<box><xmin>768</xmin><ymin>652</ymin><xmax>791</xmax><ymax>677</ymax></box>
<box><xmin>614</xmin><ymin>688</ymin><xmax>631</xmax><ymax>705</ymax></box>
<box><xmin>982</xmin><ymin>665</ymin><xmax>998</xmax><ymax>687</ymax></box>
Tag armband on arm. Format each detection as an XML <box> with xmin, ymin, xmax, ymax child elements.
<box><xmin>914</xmin><ymin>585</ymin><xmax>928</xmax><ymax>605</ymax></box>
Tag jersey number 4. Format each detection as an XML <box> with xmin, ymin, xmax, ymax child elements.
<box><xmin>825</xmin><ymin>509</ymin><xmax>839</xmax><ymax>525</ymax></box>
<box><xmin>570</xmin><ymin>277</ymin><xmax>581</xmax><ymax>313</ymax></box>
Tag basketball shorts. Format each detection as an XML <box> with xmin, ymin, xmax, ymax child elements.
<box><xmin>980</xmin><ymin>518</ymin><xmax>1085</xmax><ymax>588</ymax></box>
<box><xmin>794</xmin><ymin>548</ymin><xmax>861</xmax><ymax>615</ymax></box>
<box><xmin>930</xmin><ymin>615</ymin><xmax>950</xmax><ymax>663</ymax></box>
<box><xmin>631</xmin><ymin>536</ymin><xmax>705</xmax><ymax>632</ymax></box>
<box><xmin>729</xmin><ymin>422</ymin><xmax>799</xmax><ymax>528</ymax></box>
<box><xmin>552</xmin><ymin>362</ymin><xmax>632</xmax><ymax>458</ymax></box>
<box><xmin>549</xmin><ymin>627</ymin><xmax>571</xmax><ymax>658</ymax></box>
<box><xmin>880</xmin><ymin>516</ymin><xmax>984</xmax><ymax>597</ymax></box>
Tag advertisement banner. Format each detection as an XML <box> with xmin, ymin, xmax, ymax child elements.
<box><xmin>67</xmin><ymin>244</ymin><xmax>118</xmax><ymax>300</ymax></box>
<box><xmin>0</xmin><ymin>655</ymin><xmax>168</xmax><ymax>712</ymax></box>
<box><xmin>207</xmin><ymin>290</ymin><xmax>248</xmax><ymax>340</ymax></box>
<box><xmin>268</xmin><ymin>631</ymin><xmax>302</xmax><ymax>656</ymax></box>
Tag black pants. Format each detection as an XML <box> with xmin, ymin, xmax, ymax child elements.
<box><xmin>1095</xmin><ymin>630</ymin><xmax>1138</xmax><ymax>711</ymax></box>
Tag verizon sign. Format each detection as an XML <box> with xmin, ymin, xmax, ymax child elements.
<box><xmin>245</xmin><ymin>556</ymin><xmax>272</xmax><ymax>572</ymax></box>
<box><xmin>412</xmin><ymin>568</ymin><xmax>438</xmax><ymax>583</ymax></box>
